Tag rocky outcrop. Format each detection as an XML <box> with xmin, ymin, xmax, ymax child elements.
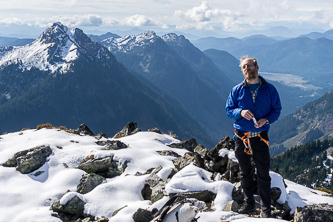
<box><xmin>168</xmin><ymin>138</ymin><xmax>198</xmax><ymax>152</ymax></box>
<box><xmin>75</xmin><ymin>123</ymin><xmax>95</xmax><ymax>136</ymax></box>
<box><xmin>96</xmin><ymin>140</ymin><xmax>128</xmax><ymax>150</ymax></box>
<box><xmin>52</xmin><ymin>195</ymin><xmax>86</xmax><ymax>216</ymax></box>
<box><xmin>132</xmin><ymin>208</ymin><xmax>154</xmax><ymax>222</ymax></box>
<box><xmin>95</xmin><ymin>132</ymin><xmax>108</xmax><ymax>140</ymax></box>
<box><xmin>294</xmin><ymin>204</ymin><xmax>333</xmax><ymax>222</ymax></box>
<box><xmin>77</xmin><ymin>173</ymin><xmax>105</xmax><ymax>194</ymax></box>
<box><xmin>147</xmin><ymin>127</ymin><xmax>162</xmax><ymax>134</ymax></box>
<box><xmin>2</xmin><ymin>145</ymin><xmax>52</xmax><ymax>174</ymax></box>
<box><xmin>10</xmin><ymin>123</ymin><xmax>329</xmax><ymax>221</ymax></box>
<box><xmin>77</xmin><ymin>155</ymin><xmax>128</xmax><ymax>178</ymax></box>
<box><xmin>113</xmin><ymin>121</ymin><xmax>141</xmax><ymax>138</ymax></box>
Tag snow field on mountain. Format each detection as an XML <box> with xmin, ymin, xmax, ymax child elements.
<box><xmin>0</xmin><ymin>128</ymin><xmax>333</xmax><ymax>221</ymax></box>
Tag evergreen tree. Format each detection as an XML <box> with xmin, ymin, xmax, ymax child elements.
<box><xmin>271</xmin><ymin>137</ymin><xmax>333</xmax><ymax>191</ymax></box>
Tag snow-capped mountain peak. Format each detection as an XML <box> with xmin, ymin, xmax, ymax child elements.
<box><xmin>0</xmin><ymin>23</ymin><xmax>90</xmax><ymax>74</ymax></box>
<box><xmin>38</xmin><ymin>22</ymin><xmax>74</xmax><ymax>44</ymax></box>
<box><xmin>161</xmin><ymin>33</ymin><xmax>180</xmax><ymax>42</ymax></box>
<box><xmin>102</xmin><ymin>30</ymin><xmax>159</xmax><ymax>53</ymax></box>
<box><xmin>161</xmin><ymin>33</ymin><xmax>191</xmax><ymax>48</ymax></box>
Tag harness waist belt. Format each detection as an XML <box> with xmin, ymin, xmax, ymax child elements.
<box><xmin>234</xmin><ymin>130</ymin><xmax>269</xmax><ymax>155</ymax></box>
<box><xmin>235</xmin><ymin>130</ymin><xmax>262</xmax><ymax>138</ymax></box>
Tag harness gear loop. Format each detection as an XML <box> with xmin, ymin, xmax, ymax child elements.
<box><xmin>234</xmin><ymin>129</ymin><xmax>253</xmax><ymax>155</ymax></box>
<box><xmin>258</xmin><ymin>133</ymin><xmax>269</xmax><ymax>147</ymax></box>
<box><xmin>234</xmin><ymin>130</ymin><xmax>269</xmax><ymax>155</ymax></box>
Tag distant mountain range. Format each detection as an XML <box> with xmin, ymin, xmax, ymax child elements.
<box><xmin>1</xmin><ymin>23</ymin><xmax>333</xmax><ymax>152</ymax></box>
<box><xmin>193</xmin><ymin>33</ymin><xmax>333</xmax><ymax>86</ymax></box>
<box><xmin>0</xmin><ymin>23</ymin><xmax>212</xmax><ymax>146</ymax></box>
<box><xmin>0</xmin><ymin>36</ymin><xmax>34</xmax><ymax>47</ymax></box>
<box><xmin>95</xmin><ymin>31</ymin><xmax>237</xmax><ymax>143</ymax></box>
<box><xmin>195</xmin><ymin>34</ymin><xmax>333</xmax><ymax>117</ymax></box>
<box><xmin>195</xmin><ymin>33</ymin><xmax>333</xmax><ymax>155</ymax></box>
<box><xmin>300</xmin><ymin>29</ymin><xmax>333</xmax><ymax>40</ymax></box>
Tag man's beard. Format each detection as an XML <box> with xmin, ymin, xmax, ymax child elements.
<box><xmin>244</xmin><ymin>70</ymin><xmax>257</xmax><ymax>80</ymax></box>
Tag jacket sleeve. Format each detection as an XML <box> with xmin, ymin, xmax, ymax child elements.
<box><xmin>225</xmin><ymin>90</ymin><xmax>242</xmax><ymax>120</ymax></box>
<box><xmin>265</xmin><ymin>84</ymin><xmax>282</xmax><ymax>124</ymax></box>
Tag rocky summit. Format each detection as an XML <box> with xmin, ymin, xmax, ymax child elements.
<box><xmin>0</xmin><ymin>122</ymin><xmax>333</xmax><ymax>221</ymax></box>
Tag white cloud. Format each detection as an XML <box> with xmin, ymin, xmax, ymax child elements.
<box><xmin>174</xmin><ymin>2</ymin><xmax>242</xmax><ymax>31</ymax></box>
<box><xmin>240</xmin><ymin>0</ymin><xmax>333</xmax><ymax>29</ymax></box>
<box><xmin>103</xmin><ymin>17</ymin><xmax>120</xmax><ymax>27</ymax></box>
<box><xmin>0</xmin><ymin>18</ymin><xmax>24</xmax><ymax>26</ymax></box>
<box><xmin>175</xmin><ymin>2</ymin><xmax>214</xmax><ymax>23</ymax></box>
<box><xmin>55</xmin><ymin>14</ymin><xmax>103</xmax><ymax>27</ymax></box>
<box><xmin>1</xmin><ymin>0</ymin><xmax>333</xmax><ymax>37</ymax></box>
<box><xmin>310</xmin><ymin>10</ymin><xmax>333</xmax><ymax>27</ymax></box>
<box><xmin>26</xmin><ymin>14</ymin><xmax>104</xmax><ymax>31</ymax></box>
<box><xmin>123</xmin><ymin>14</ymin><xmax>168</xmax><ymax>28</ymax></box>
<box><xmin>32</xmin><ymin>14</ymin><xmax>117</xmax><ymax>29</ymax></box>
<box><xmin>176</xmin><ymin>23</ymin><xmax>214</xmax><ymax>31</ymax></box>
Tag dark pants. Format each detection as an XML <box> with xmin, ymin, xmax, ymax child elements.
<box><xmin>235</xmin><ymin>131</ymin><xmax>271</xmax><ymax>213</ymax></box>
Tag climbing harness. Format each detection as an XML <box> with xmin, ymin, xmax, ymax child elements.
<box><xmin>234</xmin><ymin>129</ymin><xmax>269</xmax><ymax>155</ymax></box>
<box><xmin>258</xmin><ymin>133</ymin><xmax>269</xmax><ymax>147</ymax></box>
<box><xmin>234</xmin><ymin>129</ymin><xmax>253</xmax><ymax>155</ymax></box>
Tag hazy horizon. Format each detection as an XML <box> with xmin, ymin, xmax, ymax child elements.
<box><xmin>1</xmin><ymin>1</ymin><xmax>333</xmax><ymax>39</ymax></box>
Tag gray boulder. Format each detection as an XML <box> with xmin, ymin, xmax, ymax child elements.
<box><xmin>222</xmin><ymin>160</ymin><xmax>239</xmax><ymax>183</ymax></box>
<box><xmin>156</xmin><ymin>150</ymin><xmax>181</xmax><ymax>158</ymax></box>
<box><xmin>147</xmin><ymin>127</ymin><xmax>162</xmax><ymax>134</ymax></box>
<box><xmin>132</xmin><ymin>208</ymin><xmax>154</xmax><ymax>222</ymax></box>
<box><xmin>114</xmin><ymin>121</ymin><xmax>141</xmax><ymax>138</ymax></box>
<box><xmin>141</xmin><ymin>165</ymin><xmax>164</xmax><ymax>201</ymax></box>
<box><xmin>78</xmin><ymin>156</ymin><xmax>113</xmax><ymax>174</ymax></box>
<box><xmin>169</xmin><ymin>190</ymin><xmax>216</xmax><ymax>204</ymax></box>
<box><xmin>232</xmin><ymin>182</ymin><xmax>244</xmax><ymax>204</ymax></box>
<box><xmin>172</xmin><ymin>152</ymin><xmax>195</xmax><ymax>171</ymax></box>
<box><xmin>52</xmin><ymin>194</ymin><xmax>86</xmax><ymax>217</ymax></box>
<box><xmin>77</xmin><ymin>173</ymin><xmax>105</xmax><ymax>194</ymax></box>
<box><xmin>168</xmin><ymin>138</ymin><xmax>198</xmax><ymax>152</ymax></box>
<box><xmin>75</xmin><ymin>123</ymin><xmax>95</xmax><ymax>136</ymax></box>
<box><xmin>96</xmin><ymin>140</ymin><xmax>128</xmax><ymax>150</ymax></box>
<box><xmin>294</xmin><ymin>204</ymin><xmax>333</xmax><ymax>222</ymax></box>
<box><xmin>3</xmin><ymin>145</ymin><xmax>52</xmax><ymax>174</ymax></box>
<box><xmin>77</xmin><ymin>155</ymin><xmax>128</xmax><ymax>178</ymax></box>
<box><xmin>223</xmin><ymin>200</ymin><xmax>239</xmax><ymax>212</ymax></box>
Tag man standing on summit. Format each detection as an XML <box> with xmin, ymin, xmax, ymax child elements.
<box><xmin>225</xmin><ymin>56</ymin><xmax>281</xmax><ymax>218</ymax></box>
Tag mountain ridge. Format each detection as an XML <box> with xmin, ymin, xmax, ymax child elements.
<box><xmin>269</xmin><ymin>90</ymin><xmax>333</xmax><ymax>155</ymax></box>
<box><xmin>0</xmin><ymin>22</ymin><xmax>211</xmax><ymax>146</ymax></box>
<box><xmin>2</xmin><ymin>23</ymin><xmax>333</xmax><ymax>150</ymax></box>
<box><xmin>0</xmin><ymin>22</ymin><xmax>116</xmax><ymax>74</ymax></box>
<box><xmin>97</xmin><ymin>30</ymin><xmax>236</xmax><ymax>142</ymax></box>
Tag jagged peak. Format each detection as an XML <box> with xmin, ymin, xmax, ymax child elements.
<box><xmin>51</xmin><ymin>22</ymin><xmax>68</xmax><ymax>32</ymax></box>
<box><xmin>104</xmin><ymin>30</ymin><xmax>161</xmax><ymax>53</ymax></box>
<box><xmin>37</xmin><ymin>22</ymin><xmax>75</xmax><ymax>45</ymax></box>
<box><xmin>36</xmin><ymin>22</ymin><xmax>92</xmax><ymax>48</ymax></box>
<box><xmin>162</xmin><ymin>33</ymin><xmax>179</xmax><ymax>41</ymax></box>
<box><xmin>0</xmin><ymin>22</ymin><xmax>106</xmax><ymax>74</ymax></box>
<box><xmin>137</xmin><ymin>30</ymin><xmax>157</xmax><ymax>39</ymax></box>
<box><xmin>122</xmin><ymin>31</ymin><xmax>158</xmax><ymax>44</ymax></box>
<box><xmin>162</xmin><ymin>33</ymin><xmax>188</xmax><ymax>43</ymax></box>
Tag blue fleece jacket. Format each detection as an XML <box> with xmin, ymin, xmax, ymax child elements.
<box><xmin>225</xmin><ymin>76</ymin><xmax>282</xmax><ymax>132</ymax></box>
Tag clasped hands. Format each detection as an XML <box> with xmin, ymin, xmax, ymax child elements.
<box><xmin>241</xmin><ymin>110</ymin><xmax>268</xmax><ymax>128</ymax></box>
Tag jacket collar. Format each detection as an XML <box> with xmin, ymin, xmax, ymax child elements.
<box><xmin>241</xmin><ymin>75</ymin><xmax>268</xmax><ymax>87</ymax></box>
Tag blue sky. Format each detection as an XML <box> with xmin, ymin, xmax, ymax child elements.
<box><xmin>1</xmin><ymin>0</ymin><xmax>333</xmax><ymax>38</ymax></box>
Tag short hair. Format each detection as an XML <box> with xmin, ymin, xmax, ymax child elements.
<box><xmin>239</xmin><ymin>55</ymin><xmax>258</xmax><ymax>67</ymax></box>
